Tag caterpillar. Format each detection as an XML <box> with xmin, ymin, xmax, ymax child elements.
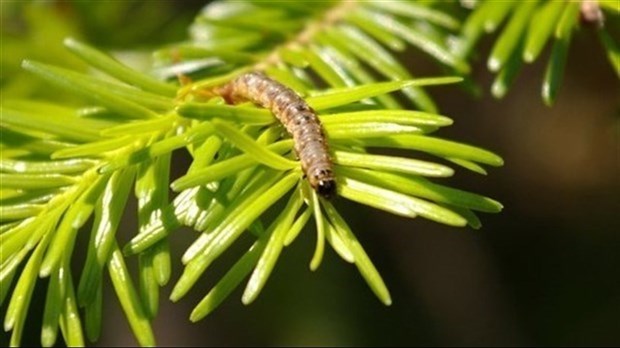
<box><xmin>215</xmin><ymin>72</ymin><xmax>336</xmax><ymax>198</ymax></box>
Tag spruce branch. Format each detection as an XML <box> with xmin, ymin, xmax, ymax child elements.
<box><xmin>455</xmin><ymin>0</ymin><xmax>620</xmax><ymax>104</ymax></box>
<box><xmin>0</xmin><ymin>1</ymin><xmax>515</xmax><ymax>346</ymax></box>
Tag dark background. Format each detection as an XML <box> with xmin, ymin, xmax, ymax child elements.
<box><xmin>2</xmin><ymin>1</ymin><xmax>619</xmax><ymax>346</ymax></box>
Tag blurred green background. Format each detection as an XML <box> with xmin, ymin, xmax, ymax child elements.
<box><xmin>2</xmin><ymin>1</ymin><xmax>619</xmax><ymax>346</ymax></box>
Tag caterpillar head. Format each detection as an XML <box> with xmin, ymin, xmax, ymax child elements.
<box><xmin>310</xmin><ymin>168</ymin><xmax>336</xmax><ymax>199</ymax></box>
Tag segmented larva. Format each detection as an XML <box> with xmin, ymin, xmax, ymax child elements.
<box><xmin>216</xmin><ymin>72</ymin><xmax>336</xmax><ymax>198</ymax></box>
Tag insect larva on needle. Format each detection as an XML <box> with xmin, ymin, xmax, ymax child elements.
<box><xmin>215</xmin><ymin>72</ymin><xmax>336</xmax><ymax>198</ymax></box>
